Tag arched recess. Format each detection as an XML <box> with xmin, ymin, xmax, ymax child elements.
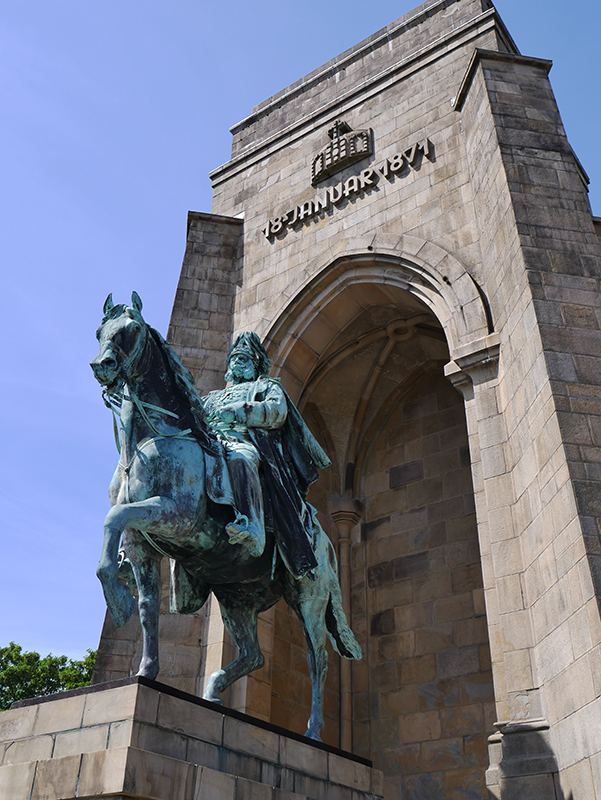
<box><xmin>264</xmin><ymin>242</ymin><xmax>492</xmax><ymax>401</ymax></box>
<box><xmin>259</xmin><ymin>245</ymin><xmax>497</xmax><ymax>793</ymax></box>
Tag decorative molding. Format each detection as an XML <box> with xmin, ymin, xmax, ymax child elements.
<box><xmin>444</xmin><ymin>333</ymin><xmax>500</xmax><ymax>390</ymax></box>
<box><xmin>186</xmin><ymin>210</ymin><xmax>243</xmax><ymax>236</ymax></box>
<box><xmin>494</xmin><ymin>718</ymin><xmax>550</xmax><ymax>734</ymax></box>
<box><xmin>329</xmin><ymin>497</ymin><xmax>364</xmax><ymax>530</ymax></box>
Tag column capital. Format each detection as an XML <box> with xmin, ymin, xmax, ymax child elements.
<box><xmin>329</xmin><ymin>496</ymin><xmax>363</xmax><ymax>529</ymax></box>
<box><xmin>445</xmin><ymin>332</ymin><xmax>500</xmax><ymax>395</ymax></box>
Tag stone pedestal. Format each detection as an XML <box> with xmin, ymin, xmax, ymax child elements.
<box><xmin>486</xmin><ymin>720</ymin><xmax>560</xmax><ymax>800</ymax></box>
<box><xmin>0</xmin><ymin>677</ymin><xmax>383</xmax><ymax>800</ymax></box>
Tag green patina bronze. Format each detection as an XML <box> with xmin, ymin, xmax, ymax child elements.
<box><xmin>90</xmin><ymin>292</ymin><xmax>361</xmax><ymax>740</ymax></box>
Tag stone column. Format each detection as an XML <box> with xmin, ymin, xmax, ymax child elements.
<box><xmin>330</xmin><ymin>496</ymin><xmax>363</xmax><ymax>752</ymax></box>
<box><xmin>445</xmin><ymin>335</ymin><xmax>514</xmax><ymax>720</ymax></box>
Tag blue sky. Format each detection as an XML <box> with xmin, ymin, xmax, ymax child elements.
<box><xmin>1</xmin><ymin>0</ymin><xmax>599</xmax><ymax>660</ymax></box>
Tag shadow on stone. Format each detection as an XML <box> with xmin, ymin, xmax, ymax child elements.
<box><xmin>487</xmin><ymin>722</ymin><xmax>573</xmax><ymax>800</ymax></box>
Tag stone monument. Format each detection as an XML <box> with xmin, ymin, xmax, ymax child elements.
<box><xmin>2</xmin><ymin>0</ymin><xmax>601</xmax><ymax>798</ymax></box>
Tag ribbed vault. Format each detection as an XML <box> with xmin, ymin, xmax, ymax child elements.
<box><xmin>263</xmin><ymin>251</ymin><xmax>483</xmax><ymax>498</ymax></box>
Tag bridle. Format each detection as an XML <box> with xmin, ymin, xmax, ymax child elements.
<box><xmin>100</xmin><ymin>316</ymin><xmax>194</xmax><ymax>455</ymax></box>
<box><xmin>117</xmin><ymin>319</ymin><xmax>151</xmax><ymax>381</ymax></box>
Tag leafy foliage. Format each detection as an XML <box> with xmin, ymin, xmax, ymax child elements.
<box><xmin>0</xmin><ymin>642</ymin><xmax>96</xmax><ymax>710</ymax></box>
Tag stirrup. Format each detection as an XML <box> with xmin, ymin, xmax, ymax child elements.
<box><xmin>226</xmin><ymin>516</ymin><xmax>265</xmax><ymax>557</ymax></box>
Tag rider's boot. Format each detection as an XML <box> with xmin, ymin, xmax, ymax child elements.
<box><xmin>225</xmin><ymin>455</ymin><xmax>265</xmax><ymax>558</ymax></box>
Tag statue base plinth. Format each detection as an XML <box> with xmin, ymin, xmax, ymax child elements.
<box><xmin>0</xmin><ymin>676</ymin><xmax>383</xmax><ymax>800</ymax></box>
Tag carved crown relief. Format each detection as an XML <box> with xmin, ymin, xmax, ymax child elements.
<box><xmin>311</xmin><ymin>120</ymin><xmax>373</xmax><ymax>185</ymax></box>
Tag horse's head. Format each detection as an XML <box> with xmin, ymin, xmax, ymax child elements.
<box><xmin>90</xmin><ymin>292</ymin><xmax>149</xmax><ymax>394</ymax></box>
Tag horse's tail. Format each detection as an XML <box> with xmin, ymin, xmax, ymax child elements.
<box><xmin>324</xmin><ymin>541</ymin><xmax>362</xmax><ymax>660</ymax></box>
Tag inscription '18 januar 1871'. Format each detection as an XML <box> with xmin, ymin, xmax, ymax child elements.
<box><xmin>262</xmin><ymin>137</ymin><xmax>433</xmax><ymax>241</ymax></box>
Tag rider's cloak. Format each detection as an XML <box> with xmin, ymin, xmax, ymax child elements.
<box><xmin>202</xmin><ymin>376</ymin><xmax>331</xmax><ymax>579</ymax></box>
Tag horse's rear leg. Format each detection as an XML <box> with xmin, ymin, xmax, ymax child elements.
<box><xmin>292</xmin><ymin>597</ymin><xmax>328</xmax><ymax>741</ymax></box>
<box><xmin>125</xmin><ymin>535</ymin><xmax>162</xmax><ymax>680</ymax></box>
<box><xmin>203</xmin><ymin>597</ymin><xmax>264</xmax><ymax>705</ymax></box>
<box><xmin>285</xmin><ymin>522</ymin><xmax>341</xmax><ymax>741</ymax></box>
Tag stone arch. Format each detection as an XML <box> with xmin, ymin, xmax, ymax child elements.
<box><xmin>260</xmin><ymin>241</ymin><xmax>496</xmax><ymax>787</ymax></box>
<box><xmin>263</xmin><ymin>236</ymin><xmax>492</xmax><ymax>390</ymax></box>
<box><xmin>260</xmin><ymin>238</ymin><xmax>496</xmax><ymax>507</ymax></box>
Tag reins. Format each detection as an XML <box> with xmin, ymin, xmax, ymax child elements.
<box><xmin>126</xmin><ymin>389</ymin><xmax>193</xmax><ymax>443</ymax></box>
<box><xmin>102</xmin><ymin>388</ymin><xmax>195</xmax><ymax>454</ymax></box>
<box><xmin>102</xmin><ymin>389</ymin><xmax>125</xmax><ymax>453</ymax></box>
<box><xmin>100</xmin><ymin>320</ymin><xmax>195</xmax><ymax>455</ymax></box>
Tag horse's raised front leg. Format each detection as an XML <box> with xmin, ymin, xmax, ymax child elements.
<box><xmin>203</xmin><ymin>593</ymin><xmax>264</xmax><ymax>705</ymax></box>
<box><xmin>123</xmin><ymin>533</ymin><xmax>161</xmax><ymax>680</ymax></box>
<box><xmin>97</xmin><ymin>496</ymin><xmax>178</xmax><ymax>627</ymax></box>
<box><xmin>97</xmin><ymin>515</ymin><xmax>137</xmax><ymax>627</ymax></box>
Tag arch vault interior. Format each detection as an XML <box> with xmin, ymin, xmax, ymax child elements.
<box><xmin>265</xmin><ymin>267</ymin><xmax>495</xmax><ymax>796</ymax></box>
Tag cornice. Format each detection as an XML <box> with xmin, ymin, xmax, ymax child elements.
<box><xmin>210</xmin><ymin>7</ymin><xmax>515</xmax><ymax>187</ymax></box>
<box><xmin>452</xmin><ymin>48</ymin><xmax>552</xmax><ymax>111</ymax></box>
<box><xmin>238</xmin><ymin>0</ymin><xmax>466</xmax><ymax>128</ymax></box>
<box><xmin>186</xmin><ymin>210</ymin><xmax>243</xmax><ymax>236</ymax></box>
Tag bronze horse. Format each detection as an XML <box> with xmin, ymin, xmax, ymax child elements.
<box><xmin>90</xmin><ymin>293</ymin><xmax>361</xmax><ymax>740</ymax></box>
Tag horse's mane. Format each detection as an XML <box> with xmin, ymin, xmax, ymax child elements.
<box><xmin>147</xmin><ymin>325</ymin><xmax>221</xmax><ymax>456</ymax></box>
<box><xmin>147</xmin><ymin>326</ymin><xmax>202</xmax><ymax>416</ymax></box>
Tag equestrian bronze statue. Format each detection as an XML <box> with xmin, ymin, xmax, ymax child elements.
<box><xmin>90</xmin><ymin>292</ymin><xmax>361</xmax><ymax>740</ymax></box>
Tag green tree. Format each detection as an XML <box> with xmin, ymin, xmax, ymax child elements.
<box><xmin>0</xmin><ymin>642</ymin><xmax>97</xmax><ymax>710</ymax></box>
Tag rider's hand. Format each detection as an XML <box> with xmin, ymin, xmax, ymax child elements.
<box><xmin>219</xmin><ymin>402</ymin><xmax>246</xmax><ymax>425</ymax></box>
<box><xmin>219</xmin><ymin>406</ymin><xmax>236</xmax><ymax>424</ymax></box>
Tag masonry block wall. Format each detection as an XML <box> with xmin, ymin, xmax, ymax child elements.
<box><xmin>167</xmin><ymin>211</ymin><xmax>242</xmax><ymax>391</ymax></box>
<box><xmin>208</xmin><ymin>1</ymin><xmax>508</xmax><ymax>339</ymax></box>
<box><xmin>353</xmin><ymin>369</ymin><xmax>494</xmax><ymax>798</ymax></box>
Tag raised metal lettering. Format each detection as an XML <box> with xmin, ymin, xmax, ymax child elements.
<box><xmin>359</xmin><ymin>168</ymin><xmax>375</xmax><ymax>189</ymax></box>
<box><xmin>298</xmin><ymin>201</ymin><xmax>314</xmax><ymax>221</ymax></box>
<box><xmin>376</xmin><ymin>159</ymin><xmax>390</xmax><ymax>178</ymax></box>
<box><xmin>262</xmin><ymin>135</ymin><xmax>434</xmax><ymax>242</ymax></box>
<box><xmin>313</xmin><ymin>193</ymin><xmax>330</xmax><ymax>213</ymax></box>
<box><xmin>389</xmin><ymin>153</ymin><xmax>405</xmax><ymax>172</ymax></box>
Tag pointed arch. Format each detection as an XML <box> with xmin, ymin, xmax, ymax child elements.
<box><xmin>263</xmin><ymin>238</ymin><xmax>492</xmax><ymax>400</ymax></box>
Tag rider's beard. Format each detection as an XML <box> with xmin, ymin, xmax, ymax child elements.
<box><xmin>225</xmin><ymin>362</ymin><xmax>256</xmax><ymax>383</ymax></box>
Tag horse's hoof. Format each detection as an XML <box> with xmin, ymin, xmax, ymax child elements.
<box><xmin>304</xmin><ymin>729</ymin><xmax>322</xmax><ymax>741</ymax></box>
<box><xmin>137</xmin><ymin>661</ymin><xmax>159</xmax><ymax>681</ymax></box>
<box><xmin>203</xmin><ymin>694</ymin><xmax>225</xmax><ymax>706</ymax></box>
<box><xmin>203</xmin><ymin>670</ymin><xmax>226</xmax><ymax>705</ymax></box>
